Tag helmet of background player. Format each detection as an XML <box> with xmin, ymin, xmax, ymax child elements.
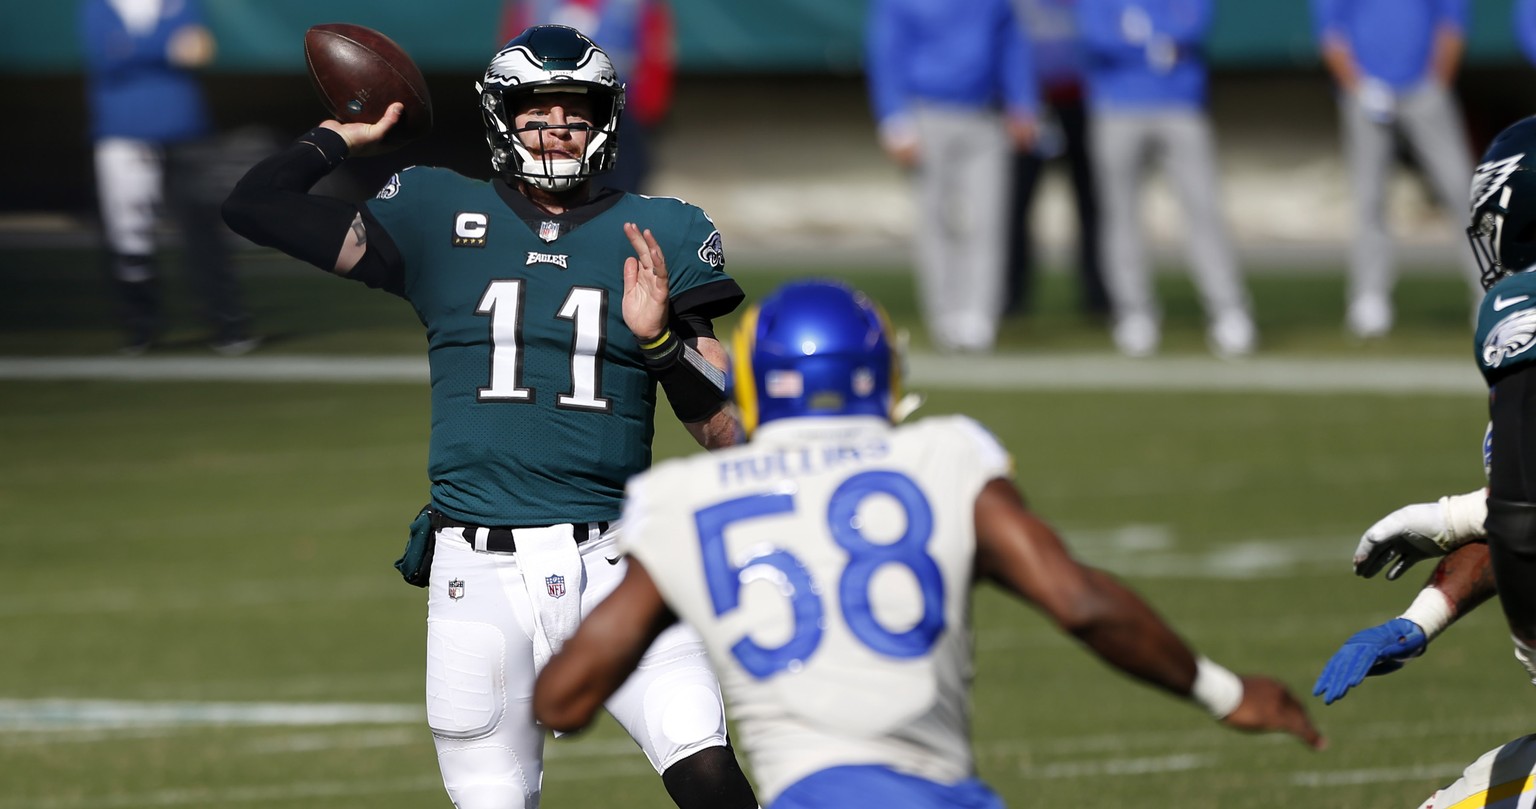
<box><xmin>730</xmin><ymin>279</ymin><xmax>901</xmax><ymax>437</ymax></box>
<box><xmin>476</xmin><ymin>25</ymin><xmax>624</xmax><ymax>192</ymax></box>
<box><xmin>1469</xmin><ymin>116</ymin><xmax>1536</xmax><ymax>290</ymax></box>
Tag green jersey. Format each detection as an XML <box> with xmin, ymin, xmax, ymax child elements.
<box><xmin>1476</xmin><ymin>271</ymin><xmax>1536</xmax><ymax>384</ymax></box>
<box><xmin>362</xmin><ymin>167</ymin><xmax>742</xmax><ymax>525</ymax></box>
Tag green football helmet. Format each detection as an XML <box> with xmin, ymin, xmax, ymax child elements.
<box><xmin>1469</xmin><ymin>116</ymin><xmax>1536</xmax><ymax>290</ymax></box>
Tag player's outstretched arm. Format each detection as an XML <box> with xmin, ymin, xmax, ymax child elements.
<box><xmin>533</xmin><ymin>560</ymin><xmax>677</xmax><ymax>733</ymax></box>
<box><xmin>972</xmin><ymin>479</ymin><xmax>1325</xmax><ymax>749</ymax></box>
<box><xmin>1315</xmin><ymin>542</ymin><xmax>1495</xmax><ymax>704</ymax></box>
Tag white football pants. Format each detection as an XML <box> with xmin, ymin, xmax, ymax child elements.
<box><xmin>425</xmin><ymin>523</ymin><xmax>729</xmax><ymax>809</ymax></box>
<box><xmin>1417</xmin><ymin>733</ymin><xmax>1536</xmax><ymax>809</ymax></box>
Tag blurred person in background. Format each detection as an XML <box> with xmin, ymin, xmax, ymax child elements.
<box><xmin>1078</xmin><ymin>0</ymin><xmax>1255</xmax><ymax>359</ymax></box>
<box><xmin>221</xmin><ymin>25</ymin><xmax>758</xmax><ymax>809</ymax></box>
<box><xmin>1312</xmin><ymin>0</ymin><xmax>1480</xmax><ymax>340</ymax></box>
<box><xmin>534</xmin><ymin>278</ymin><xmax>1323</xmax><ymax>809</ymax></box>
<box><xmin>1005</xmin><ymin>0</ymin><xmax>1109</xmax><ymax>320</ymax></box>
<box><xmin>866</xmin><ymin>0</ymin><xmax>1038</xmax><ymax>355</ymax></box>
<box><xmin>1518</xmin><ymin>0</ymin><xmax>1536</xmax><ymax>71</ymax></box>
<box><xmin>499</xmin><ymin>0</ymin><xmax>675</xmax><ymax>194</ymax></box>
<box><xmin>79</xmin><ymin>0</ymin><xmax>258</xmax><ymax>356</ymax></box>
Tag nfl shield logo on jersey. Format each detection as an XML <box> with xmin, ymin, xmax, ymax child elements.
<box><xmin>539</xmin><ymin>220</ymin><xmax>561</xmax><ymax>243</ymax></box>
<box><xmin>546</xmin><ymin>574</ymin><xmax>566</xmax><ymax>599</ymax></box>
<box><xmin>447</xmin><ymin>579</ymin><xmax>465</xmax><ymax>600</ymax></box>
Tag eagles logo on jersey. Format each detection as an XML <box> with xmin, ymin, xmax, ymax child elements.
<box><xmin>697</xmin><ymin>230</ymin><xmax>724</xmax><ymax>268</ymax></box>
<box><xmin>1482</xmin><ymin>307</ymin><xmax>1536</xmax><ymax>370</ymax></box>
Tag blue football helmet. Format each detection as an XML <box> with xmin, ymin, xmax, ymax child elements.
<box><xmin>731</xmin><ymin>280</ymin><xmax>899</xmax><ymax>436</ymax></box>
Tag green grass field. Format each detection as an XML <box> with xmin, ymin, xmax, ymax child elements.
<box><xmin>0</xmin><ymin>247</ymin><xmax>1517</xmax><ymax>808</ymax></box>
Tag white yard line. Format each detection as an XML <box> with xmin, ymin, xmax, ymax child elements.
<box><xmin>0</xmin><ymin>699</ymin><xmax>421</xmax><ymax>732</ymax></box>
<box><xmin>0</xmin><ymin>353</ymin><xmax>1487</xmax><ymax>394</ymax></box>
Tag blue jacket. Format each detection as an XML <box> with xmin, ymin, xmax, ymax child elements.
<box><xmin>1517</xmin><ymin>0</ymin><xmax>1536</xmax><ymax>67</ymax></box>
<box><xmin>866</xmin><ymin>0</ymin><xmax>1038</xmax><ymax>134</ymax></box>
<box><xmin>1015</xmin><ymin>0</ymin><xmax>1086</xmax><ymax>92</ymax></box>
<box><xmin>1311</xmin><ymin>0</ymin><xmax>1467</xmax><ymax>91</ymax></box>
<box><xmin>1077</xmin><ymin>0</ymin><xmax>1210</xmax><ymax>111</ymax></box>
<box><xmin>79</xmin><ymin>0</ymin><xmax>211</xmax><ymax>142</ymax></box>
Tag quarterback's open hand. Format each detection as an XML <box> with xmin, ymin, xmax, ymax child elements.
<box><xmin>1220</xmin><ymin>675</ymin><xmax>1326</xmax><ymax>750</ymax></box>
<box><xmin>622</xmin><ymin>222</ymin><xmax>670</xmax><ymax>343</ymax></box>
<box><xmin>1354</xmin><ymin>502</ymin><xmax>1453</xmax><ymax>580</ymax></box>
<box><xmin>1312</xmin><ymin>618</ymin><xmax>1427</xmax><ymax>705</ymax></box>
<box><xmin>319</xmin><ymin>102</ymin><xmax>403</xmax><ymax>158</ymax></box>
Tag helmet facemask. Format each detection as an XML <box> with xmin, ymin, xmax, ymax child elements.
<box><xmin>1468</xmin><ymin>123</ymin><xmax>1536</xmax><ymax>290</ymax></box>
<box><xmin>1468</xmin><ymin>191</ymin><xmax>1511</xmax><ymax>292</ymax></box>
<box><xmin>477</xmin><ymin>25</ymin><xmax>624</xmax><ymax>192</ymax></box>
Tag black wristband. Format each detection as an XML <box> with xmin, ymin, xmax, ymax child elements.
<box><xmin>639</xmin><ymin>329</ymin><xmax>727</xmax><ymax>423</ymax></box>
<box><xmin>640</xmin><ymin>329</ymin><xmax>683</xmax><ymax>370</ymax></box>
<box><xmin>295</xmin><ymin>127</ymin><xmax>350</xmax><ymax>170</ymax></box>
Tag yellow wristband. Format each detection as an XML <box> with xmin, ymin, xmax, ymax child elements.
<box><xmin>638</xmin><ymin>329</ymin><xmax>673</xmax><ymax>351</ymax></box>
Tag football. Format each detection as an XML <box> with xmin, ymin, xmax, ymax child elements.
<box><xmin>303</xmin><ymin>23</ymin><xmax>433</xmax><ymax>148</ymax></box>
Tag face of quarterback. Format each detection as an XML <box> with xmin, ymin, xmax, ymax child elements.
<box><xmin>512</xmin><ymin>91</ymin><xmax>595</xmax><ymax>165</ymax></box>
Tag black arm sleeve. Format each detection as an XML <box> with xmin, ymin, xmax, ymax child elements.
<box><xmin>1485</xmin><ymin>363</ymin><xmax>1536</xmax><ymax>639</ymax></box>
<box><xmin>221</xmin><ymin>127</ymin><xmax>364</xmax><ymax>272</ymax></box>
<box><xmin>1489</xmin><ymin>363</ymin><xmax>1536</xmax><ymax>503</ymax></box>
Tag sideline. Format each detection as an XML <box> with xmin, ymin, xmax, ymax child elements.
<box><xmin>0</xmin><ymin>353</ymin><xmax>1486</xmax><ymax>395</ymax></box>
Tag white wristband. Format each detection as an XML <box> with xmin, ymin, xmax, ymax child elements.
<box><xmin>1439</xmin><ymin>489</ymin><xmax>1488</xmax><ymax>544</ymax></box>
<box><xmin>1192</xmin><ymin>656</ymin><xmax>1244</xmax><ymax>719</ymax></box>
<box><xmin>1400</xmin><ymin>588</ymin><xmax>1455</xmax><ymax>641</ymax></box>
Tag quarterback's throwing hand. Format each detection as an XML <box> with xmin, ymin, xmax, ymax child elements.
<box><xmin>319</xmin><ymin>102</ymin><xmax>403</xmax><ymax>158</ymax></box>
<box><xmin>622</xmin><ymin>222</ymin><xmax>670</xmax><ymax>343</ymax></box>
<box><xmin>1312</xmin><ymin>618</ymin><xmax>1427</xmax><ymax>704</ymax></box>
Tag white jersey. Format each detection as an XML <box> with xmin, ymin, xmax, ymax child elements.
<box><xmin>620</xmin><ymin>414</ymin><xmax>1013</xmax><ymax>802</ymax></box>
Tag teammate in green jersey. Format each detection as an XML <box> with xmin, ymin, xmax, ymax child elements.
<box><xmin>223</xmin><ymin>24</ymin><xmax>758</xmax><ymax>809</ymax></box>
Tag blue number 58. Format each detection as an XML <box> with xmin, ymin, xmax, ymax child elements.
<box><xmin>694</xmin><ymin>470</ymin><xmax>945</xmax><ymax>679</ymax></box>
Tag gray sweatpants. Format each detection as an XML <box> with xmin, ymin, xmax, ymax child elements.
<box><xmin>1090</xmin><ymin>109</ymin><xmax>1251</xmax><ymax>327</ymax></box>
<box><xmin>911</xmin><ymin>103</ymin><xmax>1011</xmax><ymax>352</ymax></box>
<box><xmin>1340</xmin><ymin>82</ymin><xmax>1481</xmax><ymax>307</ymax></box>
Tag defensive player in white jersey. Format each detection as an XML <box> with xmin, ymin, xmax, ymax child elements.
<box><xmin>532</xmin><ymin>278</ymin><xmax>1324</xmax><ymax>807</ymax></box>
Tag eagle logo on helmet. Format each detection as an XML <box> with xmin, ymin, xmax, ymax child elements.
<box><xmin>1472</xmin><ymin>154</ymin><xmax>1525</xmax><ymax>212</ymax></box>
<box><xmin>1483</xmin><ymin>308</ymin><xmax>1536</xmax><ymax>369</ymax></box>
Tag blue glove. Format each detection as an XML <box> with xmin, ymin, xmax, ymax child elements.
<box><xmin>1313</xmin><ymin>618</ymin><xmax>1428</xmax><ymax>705</ymax></box>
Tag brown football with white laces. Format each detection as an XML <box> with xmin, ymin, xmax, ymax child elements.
<box><xmin>303</xmin><ymin>22</ymin><xmax>433</xmax><ymax>147</ymax></box>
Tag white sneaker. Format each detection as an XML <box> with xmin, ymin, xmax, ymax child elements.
<box><xmin>1208</xmin><ymin>313</ymin><xmax>1256</xmax><ymax>359</ymax></box>
<box><xmin>1113</xmin><ymin>315</ymin><xmax>1159</xmax><ymax>358</ymax></box>
<box><xmin>1346</xmin><ymin>296</ymin><xmax>1392</xmax><ymax>339</ymax></box>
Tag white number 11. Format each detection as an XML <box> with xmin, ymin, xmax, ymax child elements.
<box><xmin>475</xmin><ymin>280</ymin><xmax>611</xmax><ymax>412</ymax></box>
